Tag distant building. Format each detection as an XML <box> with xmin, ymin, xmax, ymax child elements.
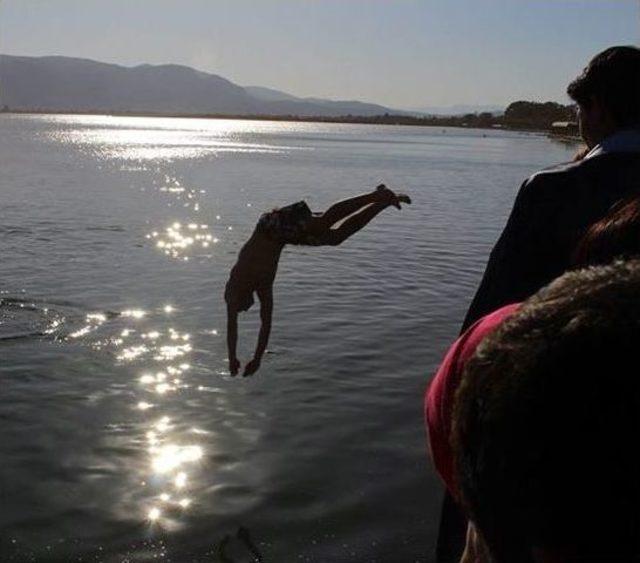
<box><xmin>551</xmin><ymin>121</ymin><xmax>579</xmax><ymax>137</ymax></box>
<box><xmin>1</xmin><ymin>104</ymin><xmax>9</xmax><ymax>113</ymax></box>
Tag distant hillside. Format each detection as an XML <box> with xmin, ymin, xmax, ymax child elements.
<box><xmin>245</xmin><ymin>85</ymin><xmax>394</xmax><ymax>116</ymax></box>
<box><xmin>412</xmin><ymin>104</ymin><xmax>504</xmax><ymax>116</ymax></box>
<box><xmin>0</xmin><ymin>54</ymin><xmax>402</xmax><ymax>117</ymax></box>
<box><xmin>244</xmin><ymin>85</ymin><xmax>300</xmax><ymax>103</ymax></box>
<box><xmin>286</xmin><ymin>100</ymin><xmax>576</xmax><ymax>134</ymax></box>
<box><xmin>503</xmin><ymin>100</ymin><xmax>576</xmax><ymax>130</ymax></box>
<box><xmin>0</xmin><ymin>55</ymin><xmax>257</xmax><ymax>114</ymax></box>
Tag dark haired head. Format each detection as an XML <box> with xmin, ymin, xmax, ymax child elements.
<box><xmin>573</xmin><ymin>196</ymin><xmax>640</xmax><ymax>267</ymax></box>
<box><xmin>567</xmin><ymin>46</ymin><xmax>640</xmax><ymax>129</ymax></box>
<box><xmin>453</xmin><ymin>260</ymin><xmax>640</xmax><ymax>562</ymax></box>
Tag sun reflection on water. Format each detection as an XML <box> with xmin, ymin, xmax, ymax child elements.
<box><xmin>141</xmin><ymin>171</ymin><xmax>222</xmax><ymax>261</ymax></box>
<box><xmin>44</xmin><ymin>114</ymin><xmax>263</xmax><ymax>529</ymax></box>
<box><xmin>150</xmin><ymin>444</ymin><xmax>203</xmax><ymax>474</ymax></box>
<box><xmin>148</xmin><ymin>221</ymin><xmax>218</xmax><ymax>260</ymax></box>
<box><xmin>68</xmin><ymin>312</ymin><xmax>109</xmax><ymax>339</ymax></box>
<box><xmin>121</xmin><ymin>309</ymin><xmax>146</xmax><ymax>319</ymax></box>
<box><xmin>23</xmin><ymin>114</ymin><xmax>284</xmax><ymax>539</ymax></box>
<box><xmin>106</xmin><ymin>304</ymin><xmax>212</xmax><ymax>528</ymax></box>
<box><xmin>44</xmin><ymin>114</ymin><xmax>309</xmax><ymax>163</ymax></box>
<box><xmin>148</xmin><ymin>507</ymin><xmax>161</xmax><ymax>521</ymax></box>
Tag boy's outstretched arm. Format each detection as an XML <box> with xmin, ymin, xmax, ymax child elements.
<box><xmin>244</xmin><ymin>286</ymin><xmax>273</xmax><ymax>376</ymax></box>
<box><xmin>226</xmin><ymin>305</ymin><xmax>240</xmax><ymax>375</ymax></box>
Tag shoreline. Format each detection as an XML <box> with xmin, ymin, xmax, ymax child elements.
<box><xmin>0</xmin><ymin>108</ymin><xmax>581</xmax><ymax>140</ymax></box>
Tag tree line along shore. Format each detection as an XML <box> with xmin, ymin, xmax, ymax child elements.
<box><xmin>1</xmin><ymin>100</ymin><xmax>579</xmax><ymax>139</ymax></box>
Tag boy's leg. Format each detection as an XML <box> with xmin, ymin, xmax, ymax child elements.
<box><xmin>320</xmin><ymin>201</ymin><xmax>389</xmax><ymax>246</ymax></box>
<box><xmin>319</xmin><ymin>185</ymin><xmax>390</xmax><ymax>227</ymax></box>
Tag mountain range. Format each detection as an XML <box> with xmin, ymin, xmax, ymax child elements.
<box><xmin>0</xmin><ymin>54</ymin><xmax>404</xmax><ymax>117</ymax></box>
<box><xmin>0</xmin><ymin>54</ymin><xmax>504</xmax><ymax>118</ymax></box>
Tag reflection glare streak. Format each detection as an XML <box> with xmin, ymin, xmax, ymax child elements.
<box><xmin>149</xmin><ymin>222</ymin><xmax>217</xmax><ymax>260</ymax></box>
<box><xmin>143</xmin><ymin>171</ymin><xmax>220</xmax><ymax>261</ymax></box>
<box><xmin>150</xmin><ymin>445</ymin><xmax>203</xmax><ymax>474</ymax></box>
<box><xmin>104</xmin><ymin>302</ymin><xmax>206</xmax><ymax>526</ymax></box>
<box><xmin>155</xmin><ymin>343</ymin><xmax>191</xmax><ymax>361</ymax></box>
<box><xmin>87</xmin><ymin>313</ymin><xmax>108</xmax><ymax>322</ymax></box>
<box><xmin>26</xmin><ymin>113</ymin><xmax>282</xmax><ymax>534</ymax></box>
<box><xmin>156</xmin><ymin>417</ymin><xmax>171</xmax><ymax>433</ymax></box>
<box><xmin>155</xmin><ymin>383</ymin><xmax>174</xmax><ymax>394</ymax></box>
<box><xmin>68</xmin><ymin>312</ymin><xmax>109</xmax><ymax>339</ymax></box>
<box><xmin>174</xmin><ymin>472</ymin><xmax>187</xmax><ymax>489</ymax></box>
<box><xmin>121</xmin><ymin>309</ymin><xmax>146</xmax><ymax>319</ymax></box>
<box><xmin>117</xmin><ymin>345</ymin><xmax>148</xmax><ymax>361</ymax></box>
<box><xmin>51</xmin><ymin>116</ymin><xmax>242</xmax><ymax>526</ymax></box>
<box><xmin>148</xmin><ymin>507</ymin><xmax>161</xmax><ymax>521</ymax></box>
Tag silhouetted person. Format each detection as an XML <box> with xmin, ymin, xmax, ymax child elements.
<box><xmin>452</xmin><ymin>260</ymin><xmax>640</xmax><ymax>562</ymax></box>
<box><xmin>225</xmin><ymin>185</ymin><xmax>410</xmax><ymax>376</ymax></box>
<box><xmin>437</xmin><ymin>45</ymin><xmax>640</xmax><ymax>561</ymax></box>
<box><xmin>462</xmin><ymin>45</ymin><xmax>640</xmax><ymax>331</ymax></box>
<box><xmin>427</xmin><ymin>195</ymin><xmax>640</xmax><ymax>554</ymax></box>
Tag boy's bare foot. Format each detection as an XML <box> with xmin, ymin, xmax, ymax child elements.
<box><xmin>375</xmin><ymin>184</ymin><xmax>411</xmax><ymax>208</ymax></box>
<box><xmin>375</xmin><ymin>184</ymin><xmax>400</xmax><ymax>208</ymax></box>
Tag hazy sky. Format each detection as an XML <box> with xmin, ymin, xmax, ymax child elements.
<box><xmin>1</xmin><ymin>0</ymin><xmax>638</xmax><ymax>109</ymax></box>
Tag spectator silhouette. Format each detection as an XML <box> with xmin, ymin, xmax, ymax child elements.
<box><xmin>453</xmin><ymin>260</ymin><xmax>640</xmax><ymax>562</ymax></box>
<box><xmin>428</xmin><ymin>192</ymin><xmax>640</xmax><ymax>506</ymax></box>
<box><xmin>437</xmin><ymin>46</ymin><xmax>640</xmax><ymax>561</ymax></box>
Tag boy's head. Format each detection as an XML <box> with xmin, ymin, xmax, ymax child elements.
<box><xmin>453</xmin><ymin>260</ymin><xmax>640</xmax><ymax>562</ymax></box>
<box><xmin>567</xmin><ymin>46</ymin><xmax>640</xmax><ymax>147</ymax></box>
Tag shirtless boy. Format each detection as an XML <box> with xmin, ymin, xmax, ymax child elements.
<box><xmin>225</xmin><ymin>184</ymin><xmax>411</xmax><ymax>376</ymax></box>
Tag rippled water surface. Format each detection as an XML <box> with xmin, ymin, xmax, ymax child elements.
<box><xmin>0</xmin><ymin>115</ymin><xmax>575</xmax><ymax>562</ymax></box>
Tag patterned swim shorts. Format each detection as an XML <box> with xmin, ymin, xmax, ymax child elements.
<box><xmin>257</xmin><ymin>201</ymin><xmax>318</xmax><ymax>245</ymax></box>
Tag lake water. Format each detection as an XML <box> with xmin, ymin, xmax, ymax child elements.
<box><xmin>0</xmin><ymin>114</ymin><xmax>575</xmax><ymax>562</ymax></box>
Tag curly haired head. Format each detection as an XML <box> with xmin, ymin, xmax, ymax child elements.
<box><xmin>453</xmin><ymin>260</ymin><xmax>640</xmax><ymax>562</ymax></box>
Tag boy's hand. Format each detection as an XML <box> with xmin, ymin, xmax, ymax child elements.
<box><xmin>229</xmin><ymin>357</ymin><xmax>241</xmax><ymax>376</ymax></box>
<box><xmin>243</xmin><ymin>357</ymin><xmax>261</xmax><ymax>377</ymax></box>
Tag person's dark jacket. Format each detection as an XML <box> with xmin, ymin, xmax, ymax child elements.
<box><xmin>437</xmin><ymin>150</ymin><xmax>640</xmax><ymax>563</ymax></box>
<box><xmin>461</xmin><ymin>151</ymin><xmax>640</xmax><ymax>331</ymax></box>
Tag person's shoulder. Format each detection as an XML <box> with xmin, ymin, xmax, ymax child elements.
<box><xmin>517</xmin><ymin>156</ymin><xmax>606</xmax><ymax>206</ymax></box>
<box><xmin>525</xmin><ymin>152</ymin><xmax>640</xmax><ymax>191</ymax></box>
<box><xmin>524</xmin><ymin>159</ymin><xmax>584</xmax><ymax>189</ymax></box>
<box><xmin>510</xmin><ymin>162</ymin><xmax>575</xmax><ymax>209</ymax></box>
